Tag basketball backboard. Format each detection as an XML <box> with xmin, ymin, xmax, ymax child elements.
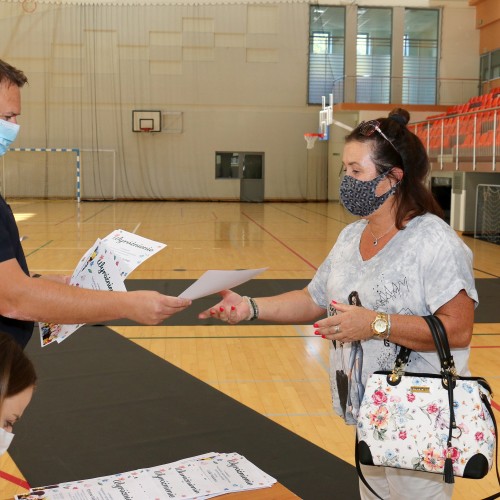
<box><xmin>132</xmin><ymin>110</ymin><xmax>162</xmax><ymax>132</ymax></box>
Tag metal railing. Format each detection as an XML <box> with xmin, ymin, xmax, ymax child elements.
<box><xmin>409</xmin><ymin>106</ymin><xmax>499</xmax><ymax>171</ymax></box>
<box><xmin>326</xmin><ymin>76</ymin><xmax>480</xmax><ymax>107</ymax></box>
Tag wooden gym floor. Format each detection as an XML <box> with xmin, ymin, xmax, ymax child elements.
<box><xmin>0</xmin><ymin>199</ymin><xmax>498</xmax><ymax>499</ymax></box>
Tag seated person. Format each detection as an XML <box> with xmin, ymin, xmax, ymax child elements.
<box><xmin>0</xmin><ymin>331</ymin><xmax>37</xmax><ymax>456</ymax></box>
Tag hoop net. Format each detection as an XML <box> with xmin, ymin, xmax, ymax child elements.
<box><xmin>304</xmin><ymin>133</ymin><xmax>323</xmax><ymax>149</ymax></box>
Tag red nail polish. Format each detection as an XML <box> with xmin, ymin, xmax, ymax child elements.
<box><xmin>210</xmin><ymin>310</ymin><xmax>215</xmax><ymax>316</ymax></box>
<box><xmin>321</xmin><ymin>335</ymin><xmax>325</xmax><ymax>339</ymax></box>
<box><xmin>332</xmin><ymin>300</ymin><xmax>337</xmax><ymax>304</ymax></box>
<box><xmin>314</xmin><ymin>330</ymin><xmax>320</xmax><ymax>335</ymax></box>
<box><xmin>220</xmin><ymin>306</ymin><xmax>224</xmax><ymax>312</ymax></box>
<box><xmin>313</xmin><ymin>323</ymin><xmax>318</xmax><ymax>328</ymax></box>
<box><xmin>231</xmin><ymin>306</ymin><xmax>236</xmax><ymax>311</ymax></box>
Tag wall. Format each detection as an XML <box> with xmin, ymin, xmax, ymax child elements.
<box><xmin>0</xmin><ymin>1</ymin><xmax>481</xmax><ymax>201</ymax></box>
<box><xmin>0</xmin><ymin>2</ymin><xmax>319</xmax><ymax>201</ymax></box>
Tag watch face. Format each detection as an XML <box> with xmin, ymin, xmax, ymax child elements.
<box><xmin>374</xmin><ymin>319</ymin><xmax>387</xmax><ymax>333</ymax></box>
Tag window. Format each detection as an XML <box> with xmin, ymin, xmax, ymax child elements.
<box><xmin>492</xmin><ymin>49</ymin><xmax>500</xmax><ymax>80</ymax></box>
<box><xmin>312</xmin><ymin>32</ymin><xmax>332</xmax><ymax>55</ymax></box>
<box><xmin>403</xmin><ymin>9</ymin><xmax>439</xmax><ymax>104</ymax></box>
<box><xmin>403</xmin><ymin>34</ymin><xmax>410</xmax><ymax>58</ymax></box>
<box><xmin>308</xmin><ymin>6</ymin><xmax>345</xmax><ymax>105</ymax></box>
<box><xmin>356</xmin><ymin>8</ymin><xmax>392</xmax><ymax>104</ymax></box>
<box><xmin>308</xmin><ymin>5</ymin><xmax>441</xmax><ymax>106</ymax></box>
<box><xmin>357</xmin><ymin>34</ymin><xmax>371</xmax><ymax>56</ymax></box>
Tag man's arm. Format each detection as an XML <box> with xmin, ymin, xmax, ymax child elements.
<box><xmin>0</xmin><ymin>258</ymin><xmax>191</xmax><ymax>325</ymax></box>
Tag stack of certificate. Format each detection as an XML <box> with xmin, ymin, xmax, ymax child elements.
<box><xmin>15</xmin><ymin>452</ymin><xmax>277</xmax><ymax>499</ymax></box>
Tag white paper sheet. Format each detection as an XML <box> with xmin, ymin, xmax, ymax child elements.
<box><xmin>178</xmin><ymin>268</ymin><xmax>268</xmax><ymax>300</ymax></box>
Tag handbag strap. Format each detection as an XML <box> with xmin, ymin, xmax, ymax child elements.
<box><xmin>355</xmin><ymin>434</ymin><xmax>384</xmax><ymax>500</ymax></box>
<box><xmin>392</xmin><ymin>316</ymin><xmax>454</xmax><ymax>375</ymax></box>
<box><xmin>424</xmin><ymin>315</ymin><xmax>455</xmax><ymax>375</ymax></box>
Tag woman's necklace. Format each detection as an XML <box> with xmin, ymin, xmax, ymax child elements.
<box><xmin>368</xmin><ymin>222</ymin><xmax>395</xmax><ymax>246</ymax></box>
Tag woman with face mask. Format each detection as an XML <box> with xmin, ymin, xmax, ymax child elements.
<box><xmin>199</xmin><ymin>108</ymin><xmax>477</xmax><ymax>499</ymax></box>
<box><xmin>0</xmin><ymin>331</ymin><xmax>37</xmax><ymax>456</ymax></box>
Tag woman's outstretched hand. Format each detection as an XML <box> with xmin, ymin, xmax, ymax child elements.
<box><xmin>198</xmin><ymin>289</ymin><xmax>251</xmax><ymax>324</ymax></box>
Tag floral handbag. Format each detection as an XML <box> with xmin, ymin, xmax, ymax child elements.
<box><xmin>356</xmin><ymin>315</ymin><xmax>499</xmax><ymax>498</ymax></box>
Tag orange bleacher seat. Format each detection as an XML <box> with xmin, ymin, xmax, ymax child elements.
<box><xmin>460</xmin><ymin>134</ymin><xmax>475</xmax><ymax>147</ymax></box>
<box><xmin>479</xmin><ymin>130</ymin><xmax>494</xmax><ymax>146</ymax></box>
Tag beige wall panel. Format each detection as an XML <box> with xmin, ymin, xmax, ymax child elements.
<box><xmin>247</xmin><ymin>5</ymin><xmax>278</xmax><ymax>34</ymax></box>
<box><xmin>150</xmin><ymin>32</ymin><xmax>182</xmax><ymax>46</ymax></box>
<box><xmin>51</xmin><ymin>73</ymin><xmax>84</xmax><ymax>89</ymax></box>
<box><xmin>182</xmin><ymin>32</ymin><xmax>214</xmax><ymax>48</ymax></box>
<box><xmin>118</xmin><ymin>46</ymin><xmax>149</xmax><ymax>60</ymax></box>
<box><xmin>52</xmin><ymin>44</ymin><xmax>83</xmax><ymax>59</ymax></box>
<box><xmin>214</xmin><ymin>34</ymin><xmax>245</xmax><ymax>48</ymax></box>
<box><xmin>214</xmin><ymin>6</ymin><xmax>246</xmax><ymax>33</ymax></box>
<box><xmin>246</xmin><ymin>48</ymin><xmax>279</xmax><ymax>63</ymax></box>
<box><xmin>213</xmin><ymin>47</ymin><xmax>246</xmax><ymax>64</ymax></box>
<box><xmin>438</xmin><ymin>6</ymin><xmax>480</xmax><ymax>103</ymax></box>
<box><xmin>7</xmin><ymin>58</ymin><xmax>48</xmax><ymax>75</ymax></box>
<box><xmin>84</xmin><ymin>31</ymin><xmax>118</xmax><ymax>74</ymax></box>
<box><xmin>183</xmin><ymin>47</ymin><xmax>215</xmax><ymax>61</ymax></box>
<box><xmin>149</xmin><ymin>45</ymin><xmax>182</xmax><ymax>61</ymax></box>
<box><xmin>183</xmin><ymin>18</ymin><xmax>215</xmax><ymax>33</ymax></box>
<box><xmin>245</xmin><ymin>34</ymin><xmax>278</xmax><ymax>49</ymax></box>
<box><xmin>49</xmin><ymin>58</ymin><xmax>83</xmax><ymax>73</ymax></box>
<box><xmin>150</xmin><ymin>60</ymin><xmax>183</xmax><ymax>75</ymax></box>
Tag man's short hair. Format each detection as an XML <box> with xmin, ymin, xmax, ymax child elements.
<box><xmin>0</xmin><ymin>59</ymin><xmax>28</xmax><ymax>87</ymax></box>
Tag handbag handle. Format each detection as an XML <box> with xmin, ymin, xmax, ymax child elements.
<box><xmin>424</xmin><ymin>315</ymin><xmax>456</xmax><ymax>377</ymax></box>
<box><xmin>389</xmin><ymin>316</ymin><xmax>456</xmax><ymax>389</ymax></box>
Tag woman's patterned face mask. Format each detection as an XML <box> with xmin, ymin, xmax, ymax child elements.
<box><xmin>339</xmin><ymin>171</ymin><xmax>397</xmax><ymax>217</ymax></box>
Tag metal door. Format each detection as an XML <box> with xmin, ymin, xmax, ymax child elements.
<box><xmin>240</xmin><ymin>153</ymin><xmax>264</xmax><ymax>202</ymax></box>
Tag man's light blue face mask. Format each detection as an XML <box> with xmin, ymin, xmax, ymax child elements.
<box><xmin>0</xmin><ymin>119</ymin><xmax>20</xmax><ymax>156</ymax></box>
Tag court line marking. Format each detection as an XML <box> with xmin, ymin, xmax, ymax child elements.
<box><xmin>264</xmin><ymin>411</ymin><xmax>336</xmax><ymax>417</ymax></box>
<box><xmin>23</xmin><ymin>240</ymin><xmax>53</xmax><ymax>257</ymax></box>
<box><xmin>270</xmin><ymin>205</ymin><xmax>310</xmax><ymax>223</ymax></box>
<box><xmin>126</xmin><ymin>335</ymin><xmax>319</xmax><ymax>339</ymax></box>
<box><xmin>82</xmin><ymin>205</ymin><xmax>112</xmax><ymax>223</ymax></box>
<box><xmin>294</xmin><ymin>203</ymin><xmax>352</xmax><ymax>223</ymax></box>
<box><xmin>242</xmin><ymin>212</ymin><xmax>318</xmax><ymax>271</ymax></box>
<box><xmin>206</xmin><ymin>379</ymin><xmax>326</xmax><ymax>384</ymax></box>
<box><xmin>0</xmin><ymin>470</ymin><xmax>30</xmax><ymax>490</ymax></box>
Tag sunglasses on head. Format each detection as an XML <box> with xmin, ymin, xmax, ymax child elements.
<box><xmin>358</xmin><ymin>120</ymin><xmax>399</xmax><ymax>154</ymax></box>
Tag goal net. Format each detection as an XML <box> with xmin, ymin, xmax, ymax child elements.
<box><xmin>475</xmin><ymin>184</ymin><xmax>500</xmax><ymax>245</ymax></box>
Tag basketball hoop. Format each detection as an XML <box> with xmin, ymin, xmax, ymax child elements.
<box><xmin>304</xmin><ymin>133</ymin><xmax>324</xmax><ymax>149</ymax></box>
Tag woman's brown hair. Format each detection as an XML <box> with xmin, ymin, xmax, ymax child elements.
<box><xmin>0</xmin><ymin>332</ymin><xmax>37</xmax><ymax>409</ymax></box>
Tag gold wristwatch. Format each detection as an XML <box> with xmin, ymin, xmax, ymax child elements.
<box><xmin>371</xmin><ymin>312</ymin><xmax>390</xmax><ymax>339</ymax></box>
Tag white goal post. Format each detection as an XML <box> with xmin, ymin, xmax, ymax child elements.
<box><xmin>2</xmin><ymin>147</ymin><xmax>117</xmax><ymax>202</ymax></box>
